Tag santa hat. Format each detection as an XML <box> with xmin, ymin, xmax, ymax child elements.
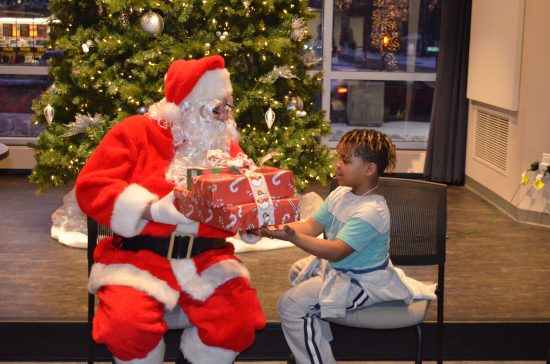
<box><xmin>148</xmin><ymin>55</ymin><xmax>233</xmax><ymax>124</ymax></box>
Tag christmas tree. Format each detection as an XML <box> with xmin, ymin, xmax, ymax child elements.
<box><xmin>30</xmin><ymin>0</ymin><xmax>334</xmax><ymax>193</ymax></box>
<box><xmin>370</xmin><ymin>0</ymin><xmax>406</xmax><ymax>70</ymax></box>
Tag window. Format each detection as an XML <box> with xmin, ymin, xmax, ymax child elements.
<box><xmin>0</xmin><ymin>74</ymin><xmax>49</xmax><ymax>142</ymax></box>
<box><xmin>309</xmin><ymin>0</ymin><xmax>442</xmax><ymax>149</ymax></box>
<box><xmin>19</xmin><ymin>24</ymin><xmax>30</xmax><ymax>37</ymax></box>
<box><xmin>0</xmin><ymin>1</ymin><xmax>51</xmax><ymax>144</ymax></box>
<box><xmin>2</xmin><ymin>23</ymin><xmax>13</xmax><ymax>37</ymax></box>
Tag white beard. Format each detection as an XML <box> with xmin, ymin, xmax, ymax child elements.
<box><xmin>165</xmin><ymin>100</ymin><xmax>239</xmax><ymax>186</ymax></box>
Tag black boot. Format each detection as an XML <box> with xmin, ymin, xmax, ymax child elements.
<box><xmin>175</xmin><ymin>349</ymin><xmax>192</xmax><ymax>364</ymax></box>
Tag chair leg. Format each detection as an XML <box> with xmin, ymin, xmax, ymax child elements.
<box><xmin>88</xmin><ymin>293</ymin><xmax>95</xmax><ymax>364</ymax></box>
<box><xmin>437</xmin><ymin>318</ymin><xmax>443</xmax><ymax>364</ymax></box>
<box><xmin>415</xmin><ymin>324</ymin><xmax>423</xmax><ymax>364</ymax></box>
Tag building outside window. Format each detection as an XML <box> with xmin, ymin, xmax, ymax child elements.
<box><xmin>308</xmin><ymin>0</ymin><xmax>442</xmax><ymax>149</ymax></box>
<box><xmin>0</xmin><ymin>0</ymin><xmax>51</xmax><ymax>144</ymax></box>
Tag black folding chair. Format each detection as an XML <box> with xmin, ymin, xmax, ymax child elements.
<box><xmin>327</xmin><ymin>177</ymin><xmax>446</xmax><ymax>364</ymax></box>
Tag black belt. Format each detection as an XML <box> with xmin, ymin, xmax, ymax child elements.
<box><xmin>113</xmin><ymin>232</ymin><xmax>226</xmax><ymax>259</ymax></box>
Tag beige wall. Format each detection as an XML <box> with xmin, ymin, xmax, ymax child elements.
<box><xmin>516</xmin><ymin>0</ymin><xmax>550</xmax><ymax>212</ymax></box>
<box><xmin>466</xmin><ymin>0</ymin><xmax>550</xmax><ymax>217</ymax></box>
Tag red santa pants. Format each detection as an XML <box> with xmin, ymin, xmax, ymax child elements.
<box><xmin>91</xmin><ymin>241</ymin><xmax>266</xmax><ymax>361</ymax></box>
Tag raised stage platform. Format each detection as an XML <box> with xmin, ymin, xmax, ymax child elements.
<box><xmin>0</xmin><ymin>174</ymin><xmax>549</xmax><ymax>361</ymax></box>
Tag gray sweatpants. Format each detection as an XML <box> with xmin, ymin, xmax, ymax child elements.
<box><xmin>277</xmin><ymin>258</ymin><xmax>369</xmax><ymax>364</ymax></box>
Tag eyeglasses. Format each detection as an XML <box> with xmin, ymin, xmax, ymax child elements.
<box><xmin>212</xmin><ymin>103</ymin><xmax>233</xmax><ymax>116</ymax></box>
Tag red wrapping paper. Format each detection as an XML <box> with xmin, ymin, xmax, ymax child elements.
<box><xmin>175</xmin><ymin>190</ymin><xmax>300</xmax><ymax>233</ymax></box>
<box><xmin>185</xmin><ymin>166</ymin><xmax>240</xmax><ymax>189</ymax></box>
<box><xmin>185</xmin><ymin>166</ymin><xmax>296</xmax><ymax>207</ymax></box>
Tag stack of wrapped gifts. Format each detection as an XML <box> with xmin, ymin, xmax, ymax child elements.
<box><xmin>174</xmin><ymin>166</ymin><xmax>300</xmax><ymax>233</ymax></box>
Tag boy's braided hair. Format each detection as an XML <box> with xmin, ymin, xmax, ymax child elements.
<box><xmin>336</xmin><ymin>128</ymin><xmax>396</xmax><ymax>174</ymax></box>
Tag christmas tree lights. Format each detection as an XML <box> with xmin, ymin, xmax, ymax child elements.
<box><xmin>30</xmin><ymin>0</ymin><xmax>334</xmax><ymax>193</ymax></box>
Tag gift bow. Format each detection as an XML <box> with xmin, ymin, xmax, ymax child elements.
<box><xmin>206</xmin><ymin>149</ymin><xmax>281</xmax><ymax>170</ymax></box>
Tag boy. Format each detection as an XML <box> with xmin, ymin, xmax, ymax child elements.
<box><xmin>261</xmin><ymin>129</ymin><xmax>436</xmax><ymax>364</ymax></box>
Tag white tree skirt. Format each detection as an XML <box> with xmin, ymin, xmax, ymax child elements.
<box><xmin>51</xmin><ymin>189</ymin><xmax>324</xmax><ymax>253</ymax></box>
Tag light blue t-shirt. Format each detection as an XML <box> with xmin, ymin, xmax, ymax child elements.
<box><xmin>312</xmin><ymin>186</ymin><xmax>390</xmax><ymax>269</ymax></box>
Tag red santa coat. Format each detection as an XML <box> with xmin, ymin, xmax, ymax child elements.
<box><xmin>76</xmin><ymin>115</ymin><xmax>265</xmax><ymax>361</ymax></box>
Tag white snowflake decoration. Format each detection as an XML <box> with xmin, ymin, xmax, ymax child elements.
<box><xmin>302</xmin><ymin>51</ymin><xmax>322</xmax><ymax>67</ymax></box>
<box><xmin>291</xmin><ymin>17</ymin><xmax>308</xmax><ymax>41</ymax></box>
<box><xmin>260</xmin><ymin>65</ymin><xmax>299</xmax><ymax>84</ymax></box>
<box><xmin>62</xmin><ymin>113</ymin><xmax>103</xmax><ymax>137</ymax></box>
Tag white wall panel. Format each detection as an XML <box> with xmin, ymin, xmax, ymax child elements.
<box><xmin>467</xmin><ymin>0</ymin><xmax>525</xmax><ymax>111</ymax></box>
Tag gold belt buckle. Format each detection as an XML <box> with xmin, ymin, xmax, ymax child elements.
<box><xmin>168</xmin><ymin>231</ymin><xmax>195</xmax><ymax>259</ymax></box>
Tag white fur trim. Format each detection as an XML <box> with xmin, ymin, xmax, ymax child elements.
<box><xmin>114</xmin><ymin>339</ymin><xmax>165</xmax><ymax>364</ymax></box>
<box><xmin>111</xmin><ymin>184</ymin><xmax>158</xmax><ymax>238</ymax></box>
<box><xmin>180</xmin><ymin>326</ymin><xmax>238</xmax><ymax>364</ymax></box>
<box><xmin>89</xmin><ymin>263</ymin><xmax>180</xmax><ymax>310</ymax></box>
<box><xmin>238</xmin><ymin>231</ymin><xmax>262</xmax><ymax>244</ymax></box>
<box><xmin>175</xmin><ymin>221</ymin><xmax>199</xmax><ymax>234</ymax></box>
<box><xmin>148</xmin><ymin>99</ymin><xmax>182</xmax><ymax>124</ymax></box>
<box><xmin>171</xmin><ymin>259</ymin><xmax>250</xmax><ymax>301</ymax></box>
<box><xmin>184</xmin><ymin>69</ymin><xmax>233</xmax><ymax>103</ymax></box>
<box><xmin>169</xmin><ymin>258</ymin><xmax>199</xmax><ymax>289</ymax></box>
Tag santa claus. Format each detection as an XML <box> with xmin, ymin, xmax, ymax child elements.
<box><xmin>75</xmin><ymin>55</ymin><xmax>266</xmax><ymax>364</ymax></box>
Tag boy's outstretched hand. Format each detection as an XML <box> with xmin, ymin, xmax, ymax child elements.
<box><xmin>260</xmin><ymin>225</ymin><xmax>296</xmax><ymax>242</ymax></box>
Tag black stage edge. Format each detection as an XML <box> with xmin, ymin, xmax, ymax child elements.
<box><xmin>1</xmin><ymin>321</ymin><xmax>549</xmax><ymax>361</ymax></box>
<box><xmin>0</xmin><ymin>169</ymin><xmax>32</xmax><ymax>175</ymax></box>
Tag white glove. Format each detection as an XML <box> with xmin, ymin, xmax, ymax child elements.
<box><xmin>150</xmin><ymin>191</ymin><xmax>193</xmax><ymax>225</ymax></box>
<box><xmin>238</xmin><ymin>231</ymin><xmax>262</xmax><ymax>244</ymax></box>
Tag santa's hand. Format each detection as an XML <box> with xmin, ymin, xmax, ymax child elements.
<box><xmin>239</xmin><ymin>230</ymin><xmax>262</xmax><ymax>244</ymax></box>
<box><xmin>150</xmin><ymin>191</ymin><xmax>193</xmax><ymax>225</ymax></box>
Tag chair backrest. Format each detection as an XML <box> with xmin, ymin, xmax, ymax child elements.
<box><xmin>378</xmin><ymin>177</ymin><xmax>447</xmax><ymax>268</ymax></box>
<box><xmin>328</xmin><ymin>177</ymin><xmax>446</xmax><ymax>339</ymax></box>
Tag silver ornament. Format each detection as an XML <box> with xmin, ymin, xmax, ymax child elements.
<box><xmin>140</xmin><ymin>11</ymin><xmax>164</xmax><ymax>35</ymax></box>
<box><xmin>44</xmin><ymin>104</ymin><xmax>55</xmax><ymax>124</ymax></box>
<box><xmin>288</xmin><ymin>96</ymin><xmax>304</xmax><ymax>111</ymax></box>
<box><xmin>137</xmin><ymin>106</ymin><xmax>148</xmax><ymax>115</ymax></box>
<box><xmin>216</xmin><ymin>31</ymin><xmax>221</xmax><ymax>37</ymax></box>
<box><xmin>265</xmin><ymin>107</ymin><xmax>275</xmax><ymax>129</ymax></box>
<box><xmin>219</xmin><ymin>35</ymin><xmax>226</xmax><ymax>41</ymax></box>
<box><xmin>204</xmin><ymin>43</ymin><xmax>211</xmax><ymax>49</ymax></box>
<box><xmin>223</xmin><ymin>31</ymin><xmax>229</xmax><ymax>37</ymax></box>
<box><xmin>81</xmin><ymin>43</ymin><xmax>90</xmax><ymax>53</ymax></box>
